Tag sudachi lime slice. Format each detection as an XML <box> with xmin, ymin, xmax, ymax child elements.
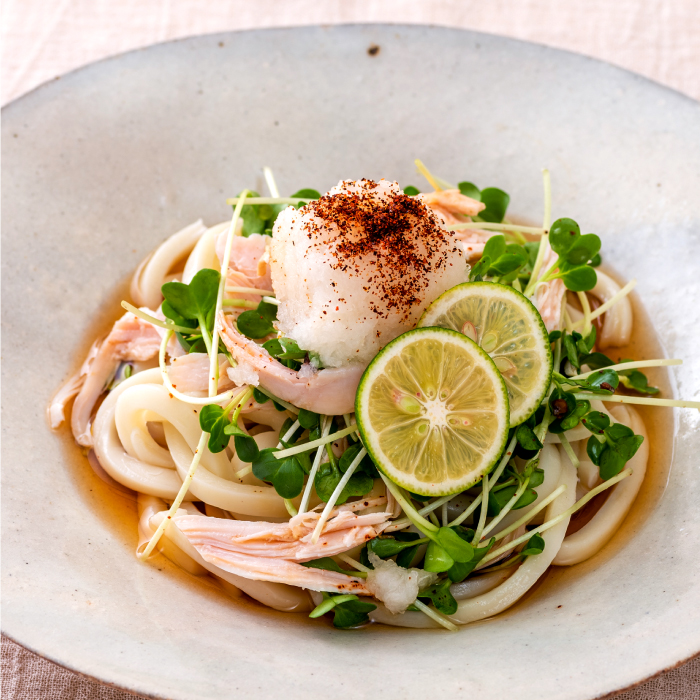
<box><xmin>355</xmin><ymin>327</ymin><xmax>509</xmax><ymax>497</ymax></box>
<box><xmin>418</xmin><ymin>282</ymin><xmax>552</xmax><ymax>427</ymax></box>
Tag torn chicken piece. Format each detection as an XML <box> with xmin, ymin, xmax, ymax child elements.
<box><xmin>173</xmin><ymin>508</ymin><xmax>391</xmax><ymax>561</ymax></box>
<box><xmin>216</xmin><ymin>232</ymin><xmax>272</xmax><ymax>291</ymax></box>
<box><xmin>172</xmin><ymin>507</ymin><xmax>392</xmax><ymax>594</ymax></box>
<box><xmin>418</xmin><ymin>189</ymin><xmax>485</xmax><ymax>222</ymax></box>
<box><xmin>48</xmin><ymin>341</ymin><xmax>100</xmax><ymax>429</ymax></box>
<box><xmin>71</xmin><ymin>312</ymin><xmax>162</xmax><ymax>446</ymax></box>
<box><xmin>217</xmin><ymin>311</ymin><xmax>364</xmax><ymax>415</ymax></box>
<box><xmin>533</xmin><ymin>243</ymin><xmax>566</xmax><ymax>332</ymax></box>
<box><xmin>167</xmin><ymin>352</ymin><xmax>233</xmax><ymax>394</ymax></box>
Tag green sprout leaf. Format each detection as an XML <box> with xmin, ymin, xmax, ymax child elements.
<box><xmin>618</xmin><ymin>361</ymin><xmax>660</xmax><ymax>395</ymax></box>
<box><xmin>301</xmin><ymin>558</ymin><xmax>355</xmax><ymax>576</ymax></box>
<box><xmin>447</xmin><ymin>532</ymin><xmax>494</xmax><ymax>583</ymax></box>
<box><xmin>332</xmin><ymin>599</ymin><xmax>377</xmax><ymax>628</ymax></box>
<box><xmin>458</xmin><ymin>181</ymin><xmax>481</xmax><ymax>200</ymax></box>
<box><xmin>298</xmin><ymin>408</ymin><xmax>320</xmax><ymax>430</ymax></box>
<box><xmin>549</xmin><ymin>218</ymin><xmax>581</xmax><ymax>256</ymax></box>
<box><xmin>403</xmin><ymin>185</ymin><xmax>421</xmax><ymax>196</ymax></box>
<box><xmin>252</xmin><ymin>448</ymin><xmax>305</xmax><ymax>499</ymax></box>
<box><xmin>199</xmin><ymin>404</ymin><xmax>231</xmax><ymax>453</ymax></box>
<box><xmin>521</xmin><ymin>533</ymin><xmax>545</xmax><ymax>556</ymax></box>
<box><xmin>314</xmin><ymin>460</ymin><xmax>373</xmax><ymax>505</ymax></box>
<box><xmin>162</xmin><ymin>268</ymin><xmax>220</xmax><ymax>333</ymax></box>
<box><xmin>479</xmin><ymin>188</ymin><xmax>510</xmax><ymax>223</ymax></box>
<box><xmin>418</xmin><ymin>578</ymin><xmax>458</xmax><ymax>615</ymax></box>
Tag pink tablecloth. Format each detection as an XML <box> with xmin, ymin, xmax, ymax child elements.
<box><xmin>2</xmin><ymin>1</ymin><xmax>699</xmax><ymax>698</ymax></box>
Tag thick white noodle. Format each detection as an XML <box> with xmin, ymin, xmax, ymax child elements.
<box><xmin>131</xmin><ymin>220</ymin><xmax>207</xmax><ymax>308</ymax></box>
<box><xmin>163</xmin><ymin>424</ymin><xmax>290</xmax><ymax>518</ymax></box>
<box><xmin>114</xmin><ymin>383</ymin><xmax>233</xmax><ymax>480</ymax></box>
<box><xmin>553</xmin><ymin>405</ymin><xmax>648</xmax><ymax>565</ymax></box>
<box><xmin>149</xmin><ymin>510</ymin><xmax>311</xmax><ymax>612</ymax></box>
<box><xmin>137</xmin><ymin>494</ymin><xmax>208</xmax><ymax>575</ymax></box>
<box><xmin>182</xmin><ymin>222</ymin><xmax>229</xmax><ymax>284</ymax></box>
<box><xmin>590</xmin><ymin>270</ymin><xmax>633</xmax><ymax>349</ymax></box>
<box><xmin>451</xmin><ymin>569</ymin><xmax>514</xmax><ymax>601</ymax></box>
<box><xmin>370</xmin><ymin>447</ymin><xmax>576</xmax><ymax>628</ymax></box>
<box><xmin>93</xmin><ymin>369</ymin><xmax>190</xmax><ymax>499</ymax></box>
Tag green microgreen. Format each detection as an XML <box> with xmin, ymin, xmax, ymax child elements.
<box><xmin>301</xmin><ymin>557</ymin><xmax>361</xmax><ymax>577</ymax></box>
<box><xmin>535</xmin><ymin>218</ymin><xmax>600</xmax><ymax>292</ymax></box>
<box><xmin>252</xmin><ymin>448</ymin><xmax>305</xmax><ymax>498</ymax></box>
<box><xmin>458</xmin><ymin>182</ymin><xmax>510</xmax><ymax>223</ymax></box>
<box><xmin>237</xmin><ymin>299</ymin><xmax>278</xmax><ymax>339</ymax></box>
<box><xmin>580</xmin><ymin>414</ymin><xmax>644</xmax><ymax>480</ymax></box>
<box><xmin>521</xmin><ymin>532</ymin><xmax>545</xmax><ymax>556</ymax></box>
<box><xmin>417</xmin><ymin>577</ymin><xmax>458</xmax><ymax>615</ymax></box>
<box><xmin>161</xmin><ymin>269</ymin><xmax>221</xmax><ymax>351</ymax></box>
<box><xmin>309</xmin><ymin>592</ymin><xmax>376</xmax><ymax>628</ymax></box>
<box><xmin>469</xmin><ymin>235</ymin><xmax>529</xmax><ymax>282</ymax></box>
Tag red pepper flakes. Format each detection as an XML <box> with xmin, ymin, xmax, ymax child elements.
<box><xmin>300</xmin><ymin>179</ymin><xmax>462</xmax><ymax>322</ymax></box>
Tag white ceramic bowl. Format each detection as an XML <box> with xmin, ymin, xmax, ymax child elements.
<box><xmin>2</xmin><ymin>25</ymin><xmax>699</xmax><ymax>700</ymax></box>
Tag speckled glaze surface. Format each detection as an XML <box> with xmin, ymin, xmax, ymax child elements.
<box><xmin>2</xmin><ymin>25</ymin><xmax>699</xmax><ymax>700</ymax></box>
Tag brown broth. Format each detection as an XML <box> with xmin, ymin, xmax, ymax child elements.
<box><xmin>54</xmin><ymin>262</ymin><xmax>675</xmax><ymax>629</ymax></box>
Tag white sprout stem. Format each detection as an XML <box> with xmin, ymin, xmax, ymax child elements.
<box><xmin>569</xmin><ymin>358</ymin><xmax>682</xmax><ymax>381</ymax></box>
<box><xmin>447</xmin><ymin>222</ymin><xmax>547</xmax><ymax>235</ymax></box>
<box><xmin>559</xmin><ymin>432</ymin><xmax>580</xmax><ymax>469</ymax></box>
<box><xmin>158</xmin><ymin>331</ymin><xmax>237</xmax><ymax>406</ymax></box>
<box><xmin>121</xmin><ymin>301</ymin><xmax>194</xmax><ymax>334</ymax></box>
<box><xmin>311</xmin><ymin>448</ymin><xmax>368</xmax><ymax>544</ymax></box>
<box><xmin>299</xmin><ymin>416</ymin><xmax>332</xmax><ymax>514</ymax></box>
<box><xmin>138</xmin><ymin>432</ymin><xmax>208</xmax><ymax>560</ymax></box>
<box><xmin>577</xmin><ymin>291</ymin><xmax>593</xmax><ymax>336</ymax></box>
<box><xmin>441</xmin><ymin>502</ymin><xmax>449</xmax><ymax>527</ymax></box>
<box><xmin>262</xmin><ymin>296</ymin><xmax>279</xmax><ymax>306</ymax></box>
<box><xmin>252</xmin><ymin>386</ymin><xmax>299</xmax><ymax>414</ymax></box>
<box><xmin>573</xmin><ymin>392</ymin><xmax>700</xmax><ymax>410</ymax></box>
<box><xmin>481</xmin><ymin>477</ymin><xmax>531</xmax><ymax>539</ymax></box>
<box><xmin>140</xmin><ymin>386</ymin><xmax>251</xmax><ymax>559</ymax></box>
<box><xmin>412</xmin><ymin>599</ymin><xmax>459</xmax><ymax>632</ymax></box>
<box><xmin>572</xmin><ymin>279</ymin><xmax>637</xmax><ymax>328</ymax></box>
<box><xmin>225</xmin><ymin>286</ymin><xmax>275</xmax><ymax>296</ymax></box>
<box><xmin>235</xmin><ymin>465</ymin><xmax>252</xmax><ymax>479</ymax></box>
<box><xmin>480</xmin><ymin>468</ymin><xmax>632</xmax><ymax>565</ymax></box>
<box><xmin>276</xmin><ymin>419</ymin><xmax>300</xmax><ymax>449</ymax></box>
<box><xmin>226</xmin><ymin>196</ymin><xmax>307</xmax><ymax>206</ymax></box>
<box><xmin>384</xmin><ymin>494</ymin><xmax>456</xmax><ymax>533</ymax></box>
<box><xmin>472</xmin><ymin>476</ymin><xmax>491</xmax><ymax>544</ymax></box>
<box><xmin>414</xmin><ymin>159</ymin><xmax>442</xmax><ymax>191</ymax></box>
<box><xmin>284</xmin><ymin>499</ymin><xmax>298</xmax><ymax>517</ymax></box>
<box><xmin>488</xmin><ymin>434</ymin><xmax>518</xmax><ymax>489</ymax></box>
<box><xmin>274</xmin><ymin>424</ymin><xmax>358</xmax><ymax>459</ymax></box>
<box><xmin>488</xmin><ymin>484</ymin><xmax>567</xmax><ymax>544</ymax></box>
<box><xmin>209</xmin><ymin>193</ymin><xmax>248</xmax><ymax>397</ymax></box>
<box><xmin>446</xmin><ymin>434</ymin><xmax>517</xmax><ymax>529</ymax></box>
<box><xmin>337</xmin><ymin>552</ymin><xmax>370</xmax><ymax>573</ymax></box>
<box><xmin>446</xmin><ymin>493</ymin><xmax>482</xmax><ymax>529</ymax></box>
<box><xmin>222</xmin><ymin>299</ymin><xmax>258</xmax><ymax>308</ymax></box>
<box><xmin>524</xmin><ymin>169</ymin><xmax>552</xmax><ymax>297</ymax></box>
<box><xmin>263</xmin><ymin>166</ymin><xmax>280</xmax><ymax>198</ymax></box>
<box><xmin>379</xmin><ymin>474</ymin><xmax>439</xmax><ymax>534</ymax></box>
